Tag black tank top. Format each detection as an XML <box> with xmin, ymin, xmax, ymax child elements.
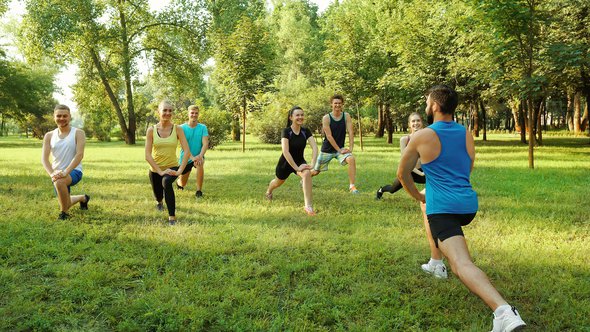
<box><xmin>321</xmin><ymin>112</ymin><xmax>346</xmax><ymax>153</ymax></box>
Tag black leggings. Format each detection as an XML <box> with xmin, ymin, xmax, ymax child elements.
<box><xmin>149</xmin><ymin>167</ymin><xmax>180</xmax><ymax>217</ymax></box>
<box><xmin>382</xmin><ymin>171</ymin><xmax>426</xmax><ymax>194</ymax></box>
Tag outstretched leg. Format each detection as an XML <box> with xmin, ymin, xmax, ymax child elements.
<box><xmin>421</xmin><ymin>202</ymin><xmax>442</xmax><ymax>260</ymax></box>
<box><xmin>438</xmin><ymin>235</ymin><xmax>507</xmax><ymax>310</ymax></box>
<box><xmin>265</xmin><ymin>177</ymin><xmax>285</xmax><ymax>200</ymax></box>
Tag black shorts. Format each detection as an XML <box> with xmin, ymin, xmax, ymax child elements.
<box><xmin>275</xmin><ymin>160</ymin><xmax>306</xmax><ymax>180</ymax></box>
<box><xmin>181</xmin><ymin>162</ymin><xmax>194</xmax><ymax>175</ymax></box>
<box><xmin>427</xmin><ymin>213</ymin><xmax>477</xmax><ymax>247</ymax></box>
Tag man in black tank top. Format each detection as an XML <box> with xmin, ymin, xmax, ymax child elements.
<box><xmin>312</xmin><ymin>94</ymin><xmax>359</xmax><ymax>194</ymax></box>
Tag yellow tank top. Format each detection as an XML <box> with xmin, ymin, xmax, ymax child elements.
<box><xmin>151</xmin><ymin>124</ymin><xmax>178</xmax><ymax>171</ymax></box>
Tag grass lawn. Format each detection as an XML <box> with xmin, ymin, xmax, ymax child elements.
<box><xmin>1</xmin><ymin>133</ymin><xmax>589</xmax><ymax>331</ymax></box>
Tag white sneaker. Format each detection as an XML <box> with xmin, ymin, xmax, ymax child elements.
<box><xmin>421</xmin><ymin>262</ymin><xmax>448</xmax><ymax>279</ymax></box>
<box><xmin>491</xmin><ymin>307</ymin><xmax>526</xmax><ymax>332</ymax></box>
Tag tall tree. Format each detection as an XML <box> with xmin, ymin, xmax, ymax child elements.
<box><xmin>210</xmin><ymin>0</ymin><xmax>275</xmax><ymax>152</ymax></box>
<box><xmin>20</xmin><ymin>0</ymin><xmax>208</xmax><ymax>144</ymax></box>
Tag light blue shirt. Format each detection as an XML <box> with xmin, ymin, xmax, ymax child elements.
<box><xmin>179</xmin><ymin>123</ymin><xmax>208</xmax><ymax>163</ymax></box>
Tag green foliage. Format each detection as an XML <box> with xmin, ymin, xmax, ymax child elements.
<box><xmin>0</xmin><ymin>53</ymin><xmax>57</xmax><ymax>137</ymax></box>
<box><xmin>250</xmin><ymin>105</ymin><xmax>285</xmax><ymax>144</ymax></box>
<box><xmin>198</xmin><ymin>107</ymin><xmax>231</xmax><ymax>149</ymax></box>
<box><xmin>1</xmin><ymin>135</ymin><xmax>589</xmax><ymax>330</ymax></box>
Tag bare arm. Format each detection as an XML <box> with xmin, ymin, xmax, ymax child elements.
<box><xmin>400</xmin><ymin>134</ymin><xmax>423</xmax><ymax>176</ymax></box>
<box><xmin>63</xmin><ymin>129</ymin><xmax>86</xmax><ymax>176</ymax></box>
<box><xmin>175</xmin><ymin>126</ymin><xmax>190</xmax><ymax>175</ymax></box>
<box><xmin>322</xmin><ymin>115</ymin><xmax>342</xmax><ymax>152</ymax></box>
<box><xmin>397</xmin><ymin>134</ymin><xmax>425</xmax><ymax>203</ymax></box>
<box><xmin>466</xmin><ymin>129</ymin><xmax>475</xmax><ymax>172</ymax></box>
<box><xmin>308</xmin><ymin>135</ymin><xmax>319</xmax><ymax>167</ymax></box>
<box><xmin>194</xmin><ymin>135</ymin><xmax>209</xmax><ymax>166</ymax></box>
<box><xmin>41</xmin><ymin>132</ymin><xmax>54</xmax><ymax>176</ymax></box>
<box><xmin>145</xmin><ymin>127</ymin><xmax>164</xmax><ymax>175</ymax></box>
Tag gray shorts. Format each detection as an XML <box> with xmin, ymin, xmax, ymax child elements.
<box><xmin>313</xmin><ymin>151</ymin><xmax>352</xmax><ymax>172</ymax></box>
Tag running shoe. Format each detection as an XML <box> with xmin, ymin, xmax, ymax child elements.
<box><xmin>304</xmin><ymin>206</ymin><xmax>316</xmax><ymax>216</ymax></box>
<box><xmin>265</xmin><ymin>192</ymin><xmax>273</xmax><ymax>200</ymax></box>
<box><xmin>350</xmin><ymin>185</ymin><xmax>359</xmax><ymax>194</ymax></box>
<box><xmin>375</xmin><ymin>187</ymin><xmax>384</xmax><ymax>200</ymax></box>
<box><xmin>57</xmin><ymin>211</ymin><xmax>70</xmax><ymax>220</ymax></box>
<box><xmin>80</xmin><ymin>194</ymin><xmax>90</xmax><ymax>210</ymax></box>
<box><xmin>156</xmin><ymin>202</ymin><xmax>164</xmax><ymax>211</ymax></box>
<box><xmin>421</xmin><ymin>261</ymin><xmax>448</xmax><ymax>279</ymax></box>
<box><xmin>490</xmin><ymin>306</ymin><xmax>526</xmax><ymax>332</ymax></box>
<box><xmin>195</xmin><ymin>190</ymin><xmax>203</xmax><ymax>198</ymax></box>
<box><xmin>176</xmin><ymin>183</ymin><xmax>184</xmax><ymax>190</ymax></box>
<box><xmin>168</xmin><ymin>219</ymin><xmax>176</xmax><ymax>226</ymax></box>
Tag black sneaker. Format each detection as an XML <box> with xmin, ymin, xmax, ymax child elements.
<box><xmin>156</xmin><ymin>202</ymin><xmax>164</xmax><ymax>211</ymax></box>
<box><xmin>375</xmin><ymin>187</ymin><xmax>384</xmax><ymax>200</ymax></box>
<box><xmin>80</xmin><ymin>194</ymin><xmax>90</xmax><ymax>210</ymax></box>
<box><xmin>58</xmin><ymin>211</ymin><xmax>70</xmax><ymax>220</ymax></box>
<box><xmin>176</xmin><ymin>183</ymin><xmax>184</xmax><ymax>190</ymax></box>
<box><xmin>195</xmin><ymin>190</ymin><xmax>203</xmax><ymax>198</ymax></box>
<box><xmin>168</xmin><ymin>219</ymin><xmax>176</xmax><ymax>226</ymax></box>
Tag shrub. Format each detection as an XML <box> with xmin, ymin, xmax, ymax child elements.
<box><xmin>250</xmin><ymin>107</ymin><xmax>285</xmax><ymax>144</ymax></box>
<box><xmin>199</xmin><ymin>108</ymin><xmax>232</xmax><ymax>149</ymax></box>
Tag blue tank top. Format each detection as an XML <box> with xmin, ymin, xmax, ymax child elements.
<box><xmin>422</xmin><ymin>121</ymin><xmax>478</xmax><ymax>215</ymax></box>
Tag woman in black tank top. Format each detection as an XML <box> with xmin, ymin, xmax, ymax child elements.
<box><xmin>265</xmin><ymin>107</ymin><xmax>319</xmax><ymax>216</ymax></box>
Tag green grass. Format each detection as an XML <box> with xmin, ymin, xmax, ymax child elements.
<box><xmin>1</xmin><ymin>134</ymin><xmax>589</xmax><ymax>331</ymax></box>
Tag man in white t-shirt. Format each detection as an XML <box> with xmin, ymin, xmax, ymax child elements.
<box><xmin>41</xmin><ymin>104</ymin><xmax>89</xmax><ymax>220</ymax></box>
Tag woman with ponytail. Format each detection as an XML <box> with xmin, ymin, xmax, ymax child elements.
<box><xmin>265</xmin><ymin>106</ymin><xmax>319</xmax><ymax>216</ymax></box>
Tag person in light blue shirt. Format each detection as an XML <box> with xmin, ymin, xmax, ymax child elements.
<box><xmin>176</xmin><ymin>105</ymin><xmax>209</xmax><ymax>198</ymax></box>
<box><xmin>397</xmin><ymin>85</ymin><xmax>526</xmax><ymax>332</ymax></box>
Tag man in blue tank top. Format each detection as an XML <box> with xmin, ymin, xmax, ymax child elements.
<box><xmin>312</xmin><ymin>94</ymin><xmax>359</xmax><ymax>194</ymax></box>
<box><xmin>397</xmin><ymin>85</ymin><xmax>526</xmax><ymax>332</ymax></box>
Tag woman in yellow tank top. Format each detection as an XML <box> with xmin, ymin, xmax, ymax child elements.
<box><xmin>145</xmin><ymin>101</ymin><xmax>191</xmax><ymax>225</ymax></box>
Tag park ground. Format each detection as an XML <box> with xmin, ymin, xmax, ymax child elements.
<box><xmin>1</xmin><ymin>134</ymin><xmax>589</xmax><ymax>331</ymax></box>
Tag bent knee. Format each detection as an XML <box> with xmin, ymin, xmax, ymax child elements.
<box><xmin>54</xmin><ymin>178</ymin><xmax>69</xmax><ymax>188</ymax></box>
<box><xmin>346</xmin><ymin>155</ymin><xmax>356</xmax><ymax>163</ymax></box>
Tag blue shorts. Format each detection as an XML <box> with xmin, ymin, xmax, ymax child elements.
<box><xmin>70</xmin><ymin>169</ymin><xmax>83</xmax><ymax>187</ymax></box>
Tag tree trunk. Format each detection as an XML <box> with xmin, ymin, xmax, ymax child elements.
<box><xmin>519</xmin><ymin>101</ymin><xmax>527</xmax><ymax>144</ymax></box>
<box><xmin>118</xmin><ymin>0</ymin><xmax>136</xmax><ymax>144</ymax></box>
<box><xmin>536</xmin><ymin>99</ymin><xmax>543</xmax><ymax>146</ymax></box>
<box><xmin>574</xmin><ymin>92</ymin><xmax>582</xmax><ymax>134</ymax></box>
<box><xmin>357</xmin><ymin>104</ymin><xmax>363</xmax><ymax>152</ymax></box>
<box><xmin>385</xmin><ymin>103</ymin><xmax>393</xmax><ymax>144</ymax></box>
<box><xmin>584</xmin><ymin>94</ymin><xmax>590</xmax><ymax>143</ymax></box>
<box><xmin>376</xmin><ymin>102</ymin><xmax>385</xmax><ymax>138</ymax></box>
<box><xmin>471</xmin><ymin>102</ymin><xmax>480</xmax><ymax>137</ymax></box>
<box><xmin>526</xmin><ymin>98</ymin><xmax>535</xmax><ymax>169</ymax></box>
<box><xmin>566</xmin><ymin>92</ymin><xmax>574</xmax><ymax>131</ymax></box>
<box><xmin>242</xmin><ymin>96</ymin><xmax>246</xmax><ymax>152</ymax></box>
<box><xmin>232</xmin><ymin>115</ymin><xmax>240</xmax><ymax>141</ymax></box>
<box><xmin>89</xmin><ymin>48</ymin><xmax>130</xmax><ymax>142</ymax></box>
<box><xmin>479</xmin><ymin>99</ymin><xmax>487</xmax><ymax>141</ymax></box>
